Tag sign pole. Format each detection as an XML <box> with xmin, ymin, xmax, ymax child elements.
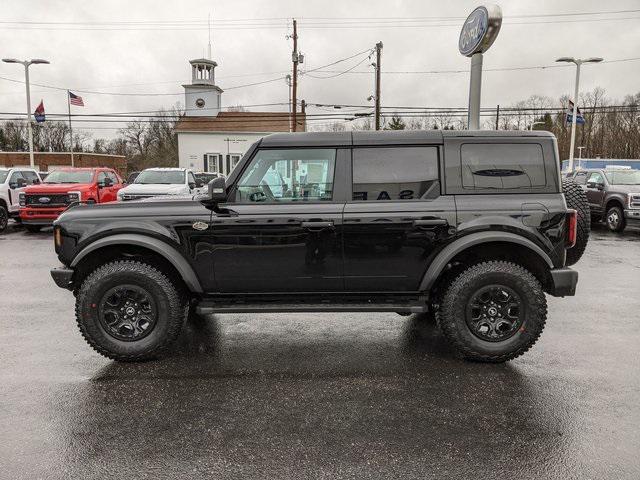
<box><xmin>67</xmin><ymin>90</ymin><xmax>74</xmax><ymax>168</ymax></box>
<box><xmin>468</xmin><ymin>52</ymin><xmax>483</xmax><ymax>130</ymax></box>
<box><xmin>459</xmin><ymin>5</ymin><xmax>502</xmax><ymax>131</ymax></box>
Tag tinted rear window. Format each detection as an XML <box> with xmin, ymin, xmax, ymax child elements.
<box><xmin>352</xmin><ymin>147</ymin><xmax>439</xmax><ymax>201</ymax></box>
<box><xmin>461</xmin><ymin>143</ymin><xmax>546</xmax><ymax>190</ymax></box>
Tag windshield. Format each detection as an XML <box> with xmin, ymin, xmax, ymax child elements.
<box><xmin>604</xmin><ymin>170</ymin><xmax>640</xmax><ymax>185</ymax></box>
<box><xmin>43</xmin><ymin>170</ymin><xmax>94</xmax><ymax>184</ymax></box>
<box><xmin>0</xmin><ymin>171</ymin><xmax>8</xmax><ymax>183</ymax></box>
<box><xmin>134</xmin><ymin>170</ymin><xmax>185</xmax><ymax>185</ymax></box>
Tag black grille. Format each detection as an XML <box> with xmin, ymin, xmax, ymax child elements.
<box><xmin>25</xmin><ymin>194</ymin><xmax>70</xmax><ymax>207</ymax></box>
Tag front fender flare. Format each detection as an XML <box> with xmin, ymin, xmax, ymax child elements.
<box><xmin>419</xmin><ymin>231</ymin><xmax>554</xmax><ymax>293</ymax></box>
<box><xmin>70</xmin><ymin>233</ymin><xmax>203</xmax><ymax>293</ymax></box>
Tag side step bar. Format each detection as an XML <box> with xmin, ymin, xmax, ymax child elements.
<box><xmin>196</xmin><ymin>302</ymin><xmax>428</xmax><ymax>315</ymax></box>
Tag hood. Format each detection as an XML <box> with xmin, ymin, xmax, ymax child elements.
<box><xmin>119</xmin><ymin>183</ymin><xmax>188</xmax><ymax>195</ymax></box>
<box><xmin>609</xmin><ymin>184</ymin><xmax>640</xmax><ymax>194</ymax></box>
<box><xmin>24</xmin><ymin>183</ymin><xmax>91</xmax><ymax>194</ymax></box>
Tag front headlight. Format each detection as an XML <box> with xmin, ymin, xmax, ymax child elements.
<box><xmin>19</xmin><ymin>192</ymin><xmax>26</xmax><ymax>207</ymax></box>
<box><xmin>67</xmin><ymin>191</ymin><xmax>81</xmax><ymax>204</ymax></box>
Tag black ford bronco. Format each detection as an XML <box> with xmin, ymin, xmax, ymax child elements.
<box><xmin>51</xmin><ymin>130</ymin><xmax>588</xmax><ymax>363</ymax></box>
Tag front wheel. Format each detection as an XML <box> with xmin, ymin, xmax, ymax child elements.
<box><xmin>605</xmin><ymin>205</ymin><xmax>625</xmax><ymax>233</ymax></box>
<box><xmin>437</xmin><ymin>261</ymin><xmax>547</xmax><ymax>363</ymax></box>
<box><xmin>75</xmin><ymin>260</ymin><xmax>187</xmax><ymax>361</ymax></box>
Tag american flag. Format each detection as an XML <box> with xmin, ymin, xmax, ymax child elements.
<box><xmin>69</xmin><ymin>91</ymin><xmax>84</xmax><ymax>107</ymax></box>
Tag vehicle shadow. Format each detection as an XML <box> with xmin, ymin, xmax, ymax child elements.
<box><xmin>46</xmin><ymin>314</ymin><xmax>569</xmax><ymax>478</ymax></box>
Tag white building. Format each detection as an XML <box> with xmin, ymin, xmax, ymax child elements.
<box><xmin>177</xmin><ymin>57</ymin><xmax>305</xmax><ymax>176</ymax></box>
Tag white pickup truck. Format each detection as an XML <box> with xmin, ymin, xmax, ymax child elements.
<box><xmin>0</xmin><ymin>167</ymin><xmax>43</xmax><ymax>232</ymax></box>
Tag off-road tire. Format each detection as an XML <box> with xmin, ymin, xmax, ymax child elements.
<box><xmin>562</xmin><ymin>178</ymin><xmax>590</xmax><ymax>266</ymax></box>
<box><xmin>0</xmin><ymin>205</ymin><xmax>8</xmax><ymax>232</ymax></box>
<box><xmin>605</xmin><ymin>205</ymin><xmax>626</xmax><ymax>233</ymax></box>
<box><xmin>75</xmin><ymin>260</ymin><xmax>187</xmax><ymax>361</ymax></box>
<box><xmin>25</xmin><ymin>225</ymin><xmax>41</xmax><ymax>233</ymax></box>
<box><xmin>437</xmin><ymin>261</ymin><xmax>547</xmax><ymax>363</ymax></box>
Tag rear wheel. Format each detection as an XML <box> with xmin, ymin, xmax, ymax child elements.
<box><xmin>0</xmin><ymin>205</ymin><xmax>8</xmax><ymax>232</ymax></box>
<box><xmin>75</xmin><ymin>260</ymin><xmax>187</xmax><ymax>361</ymax></box>
<box><xmin>562</xmin><ymin>178</ymin><xmax>590</xmax><ymax>266</ymax></box>
<box><xmin>605</xmin><ymin>205</ymin><xmax>625</xmax><ymax>232</ymax></box>
<box><xmin>437</xmin><ymin>261</ymin><xmax>547</xmax><ymax>363</ymax></box>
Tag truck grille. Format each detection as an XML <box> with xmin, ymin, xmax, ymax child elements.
<box><xmin>630</xmin><ymin>194</ymin><xmax>640</xmax><ymax>209</ymax></box>
<box><xmin>121</xmin><ymin>194</ymin><xmax>155</xmax><ymax>201</ymax></box>
<box><xmin>24</xmin><ymin>194</ymin><xmax>71</xmax><ymax>207</ymax></box>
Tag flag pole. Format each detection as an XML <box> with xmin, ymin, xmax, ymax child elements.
<box><xmin>67</xmin><ymin>90</ymin><xmax>74</xmax><ymax>168</ymax></box>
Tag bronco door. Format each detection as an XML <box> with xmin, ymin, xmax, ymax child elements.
<box><xmin>343</xmin><ymin>145</ymin><xmax>456</xmax><ymax>291</ymax></box>
<box><xmin>206</xmin><ymin>147</ymin><xmax>348</xmax><ymax>293</ymax></box>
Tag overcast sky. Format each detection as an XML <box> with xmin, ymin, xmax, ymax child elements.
<box><xmin>1</xmin><ymin>0</ymin><xmax>639</xmax><ymax>137</ymax></box>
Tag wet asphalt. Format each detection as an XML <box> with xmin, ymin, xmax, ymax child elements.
<box><xmin>0</xmin><ymin>222</ymin><xmax>639</xmax><ymax>480</ymax></box>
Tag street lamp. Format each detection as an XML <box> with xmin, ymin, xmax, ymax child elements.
<box><xmin>2</xmin><ymin>58</ymin><xmax>50</xmax><ymax>169</ymax></box>
<box><xmin>555</xmin><ymin>56</ymin><xmax>603</xmax><ymax>172</ymax></box>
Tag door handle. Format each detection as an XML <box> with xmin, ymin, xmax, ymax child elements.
<box><xmin>413</xmin><ymin>219</ymin><xmax>448</xmax><ymax>227</ymax></box>
<box><xmin>301</xmin><ymin>221</ymin><xmax>334</xmax><ymax>229</ymax></box>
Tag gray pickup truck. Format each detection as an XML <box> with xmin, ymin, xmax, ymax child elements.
<box><xmin>569</xmin><ymin>168</ymin><xmax>640</xmax><ymax>232</ymax></box>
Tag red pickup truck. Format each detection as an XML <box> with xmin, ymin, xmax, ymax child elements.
<box><xmin>19</xmin><ymin>167</ymin><xmax>123</xmax><ymax>232</ymax></box>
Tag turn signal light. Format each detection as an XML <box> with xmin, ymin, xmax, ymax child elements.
<box><xmin>54</xmin><ymin>226</ymin><xmax>62</xmax><ymax>249</ymax></box>
<box><xmin>566</xmin><ymin>209</ymin><xmax>577</xmax><ymax>249</ymax></box>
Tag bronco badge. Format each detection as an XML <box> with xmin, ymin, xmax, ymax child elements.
<box><xmin>192</xmin><ymin>221</ymin><xmax>208</xmax><ymax>231</ymax></box>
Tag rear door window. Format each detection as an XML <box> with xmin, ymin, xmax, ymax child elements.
<box><xmin>460</xmin><ymin>143</ymin><xmax>546</xmax><ymax>190</ymax></box>
<box><xmin>352</xmin><ymin>147</ymin><xmax>439</xmax><ymax>201</ymax></box>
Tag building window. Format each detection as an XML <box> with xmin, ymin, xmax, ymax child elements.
<box><xmin>206</xmin><ymin>154</ymin><xmax>221</xmax><ymax>173</ymax></box>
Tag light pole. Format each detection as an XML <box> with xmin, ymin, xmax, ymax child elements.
<box><xmin>2</xmin><ymin>58</ymin><xmax>50</xmax><ymax>169</ymax></box>
<box><xmin>555</xmin><ymin>56</ymin><xmax>602</xmax><ymax>172</ymax></box>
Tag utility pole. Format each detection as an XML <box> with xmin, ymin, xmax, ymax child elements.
<box><xmin>495</xmin><ymin>104</ymin><xmax>500</xmax><ymax>130</ymax></box>
<box><xmin>291</xmin><ymin>19</ymin><xmax>298</xmax><ymax>132</ymax></box>
<box><xmin>285</xmin><ymin>74</ymin><xmax>292</xmax><ymax>132</ymax></box>
<box><xmin>374</xmin><ymin>41</ymin><xmax>383</xmax><ymax>131</ymax></box>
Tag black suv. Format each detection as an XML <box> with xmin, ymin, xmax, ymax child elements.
<box><xmin>50</xmin><ymin>131</ymin><xmax>585</xmax><ymax>363</ymax></box>
<box><xmin>568</xmin><ymin>168</ymin><xmax>640</xmax><ymax>232</ymax></box>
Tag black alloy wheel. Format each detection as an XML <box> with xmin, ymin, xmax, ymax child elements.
<box><xmin>466</xmin><ymin>285</ymin><xmax>523</xmax><ymax>342</ymax></box>
<box><xmin>99</xmin><ymin>285</ymin><xmax>157</xmax><ymax>341</ymax></box>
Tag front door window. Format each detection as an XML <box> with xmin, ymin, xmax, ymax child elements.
<box><xmin>235</xmin><ymin>149</ymin><xmax>336</xmax><ymax>203</ymax></box>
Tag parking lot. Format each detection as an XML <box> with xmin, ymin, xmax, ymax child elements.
<box><xmin>1</xmin><ymin>223</ymin><xmax>639</xmax><ymax>480</ymax></box>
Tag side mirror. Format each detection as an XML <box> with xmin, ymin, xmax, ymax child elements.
<box><xmin>195</xmin><ymin>179</ymin><xmax>205</xmax><ymax>188</ymax></box>
<box><xmin>201</xmin><ymin>176</ymin><xmax>227</xmax><ymax>209</ymax></box>
<box><xmin>188</xmin><ymin>181</ymin><xmax>197</xmax><ymax>190</ymax></box>
<box><xmin>586</xmin><ymin>182</ymin><xmax>596</xmax><ymax>189</ymax></box>
<box><xmin>10</xmin><ymin>178</ymin><xmax>27</xmax><ymax>189</ymax></box>
<box><xmin>596</xmin><ymin>182</ymin><xmax>605</xmax><ymax>190</ymax></box>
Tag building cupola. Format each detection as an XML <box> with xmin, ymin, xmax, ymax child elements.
<box><xmin>183</xmin><ymin>58</ymin><xmax>223</xmax><ymax>117</ymax></box>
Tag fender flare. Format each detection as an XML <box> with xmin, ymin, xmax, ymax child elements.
<box><xmin>419</xmin><ymin>231</ymin><xmax>554</xmax><ymax>292</ymax></box>
<box><xmin>70</xmin><ymin>233</ymin><xmax>203</xmax><ymax>293</ymax></box>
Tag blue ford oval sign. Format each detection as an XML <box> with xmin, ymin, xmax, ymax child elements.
<box><xmin>459</xmin><ymin>5</ymin><xmax>502</xmax><ymax>57</ymax></box>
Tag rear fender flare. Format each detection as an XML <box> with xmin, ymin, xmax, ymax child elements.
<box><xmin>419</xmin><ymin>231</ymin><xmax>553</xmax><ymax>292</ymax></box>
<box><xmin>70</xmin><ymin>233</ymin><xmax>203</xmax><ymax>293</ymax></box>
